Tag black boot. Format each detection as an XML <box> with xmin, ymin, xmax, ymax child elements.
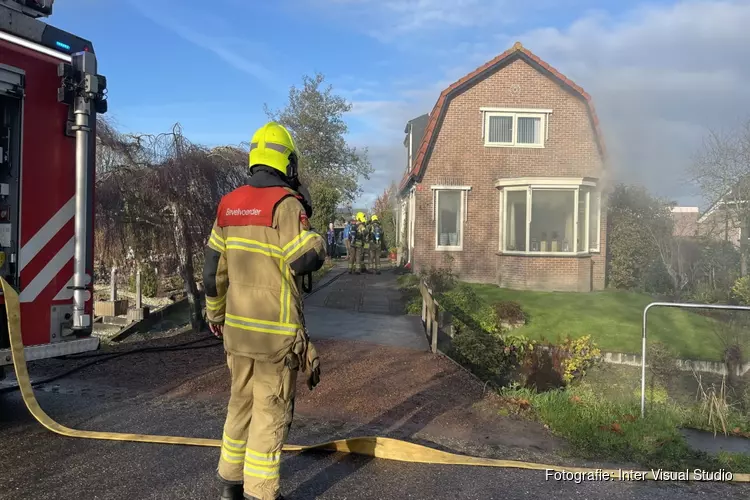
<box><xmin>220</xmin><ymin>483</ymin><xmax>244</xmax><ymax>500</ymax></box>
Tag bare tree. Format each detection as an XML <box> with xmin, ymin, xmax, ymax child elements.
<box><xmin>95</xmin><ymin>120</ymin><xmax>246</xmax><ymax>332</ymax></box>
<box><xmin>690</xmin><ymin>120</ymin><xmax>750</xmax><ymax>275</ymax></box>
<box><xmin>646</xmin><ymin>206</ymin><xmax>686</xmax><ymax>297</ymax></box>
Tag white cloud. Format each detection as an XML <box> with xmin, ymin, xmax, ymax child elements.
<box><xmin>349</xmin><ymin>0</ymin><xmax>750</xmax><ymax>208</ymax></box>
<box><xmin>499</xmin><ymin>0</ymin><xmax>750</xmax><ymax>205</ymax></box>
<box><xmin>304</xmin><ymin>0</ymin><xmax>591</xmax><ymax>42</ymax></box>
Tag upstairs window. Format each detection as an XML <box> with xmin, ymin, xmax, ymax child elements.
<box><xmin>481</xmin><ymin>108</ymin><xmax>549</xmax><ymax>148</ymax></box>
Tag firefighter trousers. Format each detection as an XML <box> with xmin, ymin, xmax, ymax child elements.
<box><xmin>218</xmin><ymin>352</ymin><xmax>297</xmax><ymax>500</ymax></box>
<box><xmin>369</xmin><ymin>246</ymin><xmax>380</xmax><ymax>271</ymax></box>
<box><xmin>349</xmin><ymin>245</ymin><xmax>363</xmax><ymax>272</ymax></box>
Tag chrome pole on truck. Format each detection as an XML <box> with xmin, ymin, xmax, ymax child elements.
<box><xmin>57</xmin><ymin>51</ymin><xmax>107</xmax><ymax>332</ymax></box>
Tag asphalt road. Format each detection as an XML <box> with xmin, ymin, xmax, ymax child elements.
<box><xmin>1</xmin><ymin>268</ymin><xmax>749</xmax><ymax>499</ymax></box>
<box><xmin>2</xmin><ymin>330</ymin><xmax>749</xmax><ymax>500</ymax></box>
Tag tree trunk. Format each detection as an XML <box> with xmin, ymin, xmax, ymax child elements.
<box><xmin>171</xmin><ymin>203</ymin><xmax>202</xmax><ymax>333</ymax></box>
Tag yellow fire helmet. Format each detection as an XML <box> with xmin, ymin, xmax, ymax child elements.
<box><xmin>356</xmin><ymin>212</ymin><xmax>366</xmax><ymax>223</ymax></box>
<box><xmin>248</xmin><ymin>122</ymin><xmax>298</xmax><ymax>178</ymax></box>
<box><xmin>371</xmin><ymin>214</ymin><xmax>378</xmax><ymax>222</ymax></box>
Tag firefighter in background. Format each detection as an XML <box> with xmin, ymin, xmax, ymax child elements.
<box><xmin>369</xmin><ymin>214</ymin><xmax>384</xmax><ymax>274</ymax></box>
<box><xmin>362</xmin><ymin>213</ymin><xmax>371</xmax><ymax>272</ymax></box>
<box><xmin>203</xmin><ymin>122</ymin><xmax>325</xmax><ymax>500</ymax></box>
<box><xmin>348</xmin><ymin>212</ymin><xmax>367</xmax><ymax>274</ymax></box>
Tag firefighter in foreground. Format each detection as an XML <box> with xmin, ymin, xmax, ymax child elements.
<box><xmin>348</xmin><ymin>212</ymin><xmax>367</xmax><ymax>274</ymax></box>
<box><xmin>203</xmin><ymin>122</ymin><xmax>326</xmax><ymax>500</ymax></box>
<box><xmin>368</xmin><ymin>214</ymin><xmax>384</xmax><ymax>274</ymax></box>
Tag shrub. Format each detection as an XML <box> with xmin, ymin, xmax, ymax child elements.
<box><xmin>731</xmin><ymin>276</ymin><xmax>750</xmax><ymax>305</ymax></box>
<box><xmin>643</xmin><ymin>259</ymin><xmax>674</xmax><ymax>296</ymax></box>
<box><xmin>441</xmin><ymin>284</ymin><xmax>499</xmax><ymax>334</ymax></box>
<box><xmin>420</xmin><ymin>266</ymin><xmax>457</xmax><ymax>293</ymax></box>
<box><xmin>450</xmin><ymin>327</ymin><xmax>517</xmax><ymax>384</ymax></box>
<box><xmin>689</xmin><ymin>283</ymin><xmax>729</xmax><ymax>305</ymax></box>
<box><xmin>128</xmin><ymin>265</ymin><xmax>158</xmax><ymax>298</ymax></box>
<box><xmin>555</xmin><ymin>335</ymin><xmax>601</xmax><ymax>384</ymax></box>
<box><xmin>405</xmin><ymin>295</ymin><xmax>422</xmax><ymax>315</ymax></box>
<box><xmin>633</xmin><ymin>384</ymin><xmax>669</xmax><ymax>405</ymax></box>
<box><xmin>495</xmin><ymin>300</ymin><xmax>526</xmax><ymax>325</ymax></box>
<box><xmin>647</xmin><ymin>341</ymin><xmax>679</xmax><ymax>391</ymax></box>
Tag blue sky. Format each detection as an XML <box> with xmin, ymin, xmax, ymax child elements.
<box><xmin>50</xmin><ymin>0</ymin><xmax>750</xmax><ymax>208</ymax></box>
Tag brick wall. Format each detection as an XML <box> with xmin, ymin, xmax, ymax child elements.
<box><xmin>497</xmin><ymin>255</ymin><xmax>592</xmax><ymax>292</ymax></box>
<box><xmin>412</xmin><ymin>57</ymin><xmax>606</xmax><ymax>291</ymax></box>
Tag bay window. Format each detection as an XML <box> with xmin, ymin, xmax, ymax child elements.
<box><xmin>498</xmin><ymin>178</ymin><xmax>601</xmax><ymax>254</ymax></box>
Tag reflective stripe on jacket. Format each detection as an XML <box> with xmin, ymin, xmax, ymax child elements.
<box><xmin>203</xmin><ymin>185</ymin><xmax>326</xmax><ymax>363</ymax></box>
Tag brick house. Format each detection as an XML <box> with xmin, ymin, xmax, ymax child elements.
<box><xmin>670</xmin><ymin>206</ymin><xmax>700</xmax><ymax>238</ymax></box>
<box><xmin>397</xmin><ymin>42</ymin><xmax>608</xmax><ymax>292</ymax></box>
<box><xmin>695</xmin><ymin>183</ymin><xmax>750</xmax><ymax>248</ymax></box>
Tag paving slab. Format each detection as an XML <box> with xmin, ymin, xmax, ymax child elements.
<box><xmin>305</xmin><ymin>306</ymin><xmax>428</xmax><ymax>350</ymax></box>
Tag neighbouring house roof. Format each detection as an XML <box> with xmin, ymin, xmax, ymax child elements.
<box><xmin>335</xmin><ymin>207</ymin><xmax>369</xmax><ymax>219</ymax></box>
<box><xmin>697</xmin><ymin>179</ymin><xmax>750</xmax><ymax>223</ymax></box>
<box><xmin>670</xmin><ymin>206</ymin><xmax>699</xmax><ymax>213</ymax></box>
<box><xmin>398</xmin><ymin>41</ymin><xmax>607</xmax><ymax>196</ymax></box>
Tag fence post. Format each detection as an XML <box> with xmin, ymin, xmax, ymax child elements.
<box><xmin>135</xmin><ymin>268</ymin><xmax>142</xmax><ymax>310</ymax></box>
<box><xmin>421</xmin><ymin>282</ymin><xmax>427</xmax><ymax>324</ymax></box>
<box><xmin>431</xmin><ymin>301</ymin><xmax>438</xmax><ymax>353</ymax></box>
<box><xmin>110</xmin><ymin>266</ymin><xmax>118</xmax><ymax>301</ymax></box>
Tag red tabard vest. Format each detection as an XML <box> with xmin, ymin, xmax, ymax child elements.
<box><xmin>217</xmin><ymin>186</ymin><xmax>302</xmax><ymax>228</ymax></box>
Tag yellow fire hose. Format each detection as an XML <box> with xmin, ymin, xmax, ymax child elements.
<box><xmin>2</xmin><ymin>277</ymin><xmax>748</xmax><ymax>483</ymax></box>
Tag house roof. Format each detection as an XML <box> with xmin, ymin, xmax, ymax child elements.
<box><xmin>398</xmin><ymin>41</ymin><xmax>607</xmax><ymax>195</ymax></box>
<box><xmin>670</xmin><ymin>206</ymin><xmax>699</xmax><ymax>213</ymax></box>
<box><xmin>404</xmin><ymin>114</ymin><xmax>429</xmax><ymax>134</ymax></box>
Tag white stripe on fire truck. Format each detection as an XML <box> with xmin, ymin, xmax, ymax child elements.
<box><xmin>19</xmin><ymin>197</ymin><xmax>75</xmax><ymax>272</ymax></box>
<box><xmin>19</xmin><ymin>237</ymin><xmax>75</xmax><ymax>303</ymax></box>
<box><xmin>53</xmin><ymin>278</ymin><xmax>74</xmax><ymax>301</ymax></box>
<box><xmin>0</xmin><ymin>31</ymin><xmax>73</xmax><ymax>63</ymax></box>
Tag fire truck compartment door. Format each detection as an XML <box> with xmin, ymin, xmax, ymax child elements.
<box><xmin>0</xmin><ymin>63</ymin><xmax>24</xmax><ymax>96</ymax></box>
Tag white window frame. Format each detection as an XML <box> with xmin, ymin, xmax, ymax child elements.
<box><xmin>589</xmin><ymin>190</ymin><xmax>601</xmax><ymax>253</ymax></box>
<box><xmin>496</xmin><ymin>178</ymin><xmax>600</xmax><ymax>255</ymax></box>
<box><xmin>502</xmin><ymin>186</ymin><xmax>529</xmax><ymax>252</ymax></box>
<box><xmin>481</xmin><ymin>108</ymin><xmax>551</xmax><ymax>148</ymax></box>
<box><xmin>432</xmin><ymin>185</ymin><xmax>470</xmax><ymax>251</ymax></box>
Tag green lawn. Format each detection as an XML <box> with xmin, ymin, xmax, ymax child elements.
<box><xmin>468</xmin><ymin>284</ymin><xmax>725</xmax><ymax>361</ymax></box>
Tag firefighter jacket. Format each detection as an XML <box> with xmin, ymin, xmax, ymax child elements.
<box><xmin>202</xmin><ymin>183</ymin><xmax>326</xmax><ymax>363</ymax></box>
<box><xmin>351</xmin><ymin>222</ymin><xmax>368</xmax><ymax>247</ymax></box>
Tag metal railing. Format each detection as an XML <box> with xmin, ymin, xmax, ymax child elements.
<box><xmin>641</xmin><ymin>302</ymin><xmax>750</xmax><ymax>418</ymax></box>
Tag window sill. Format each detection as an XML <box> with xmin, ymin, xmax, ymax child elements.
<box><xmin>484</xmin><ymin>143</ymin><xmax>545</xmax><ymax>149</ymax></box>
<box><xmin>497</xmin><ymin>251</ymin><xmax>592</xmax><ymax>258</ymax></box>
<box><xmin>436</xmin><ymin>246</ymin><xmax>463</xmax><ymax>252</ymax></box>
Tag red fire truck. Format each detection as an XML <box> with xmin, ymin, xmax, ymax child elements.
<box><xmin>0</xmin><ymin>0</ymin><xmax>107</xmax><ymax>379</ymax></box>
